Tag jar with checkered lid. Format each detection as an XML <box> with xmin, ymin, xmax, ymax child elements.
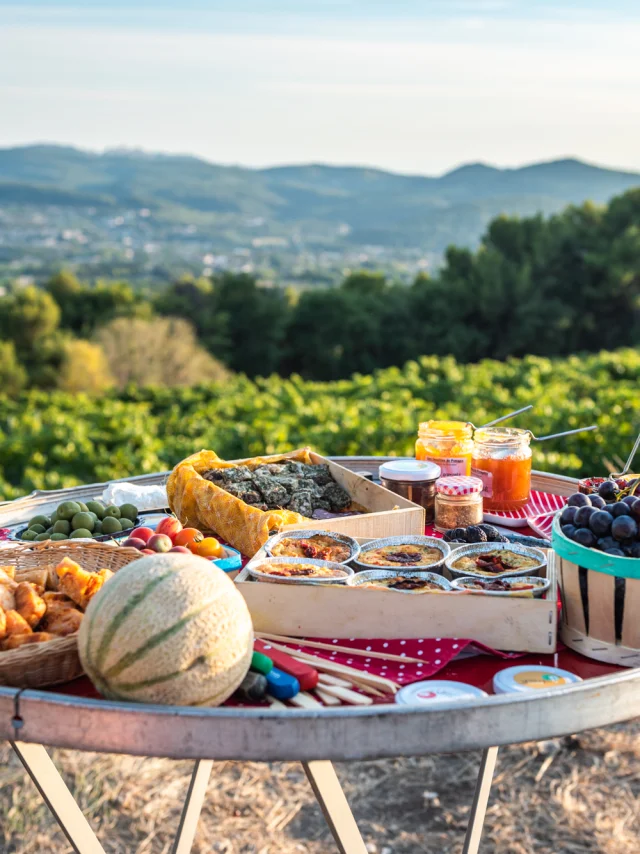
<box><xmin>434</xmin><ymin>475</ymin><xmax>484</xmax><ymax>532</ymax></box>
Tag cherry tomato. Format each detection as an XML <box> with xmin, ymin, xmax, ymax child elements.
<box><xmin>173</xmin><ymin>527</ymin><xmax>204</xmax><ymax>551</ymax></box>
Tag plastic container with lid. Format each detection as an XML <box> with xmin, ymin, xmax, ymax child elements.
<box><xmin>471</xmin><ymin>427</ymin><xmax>532</xmax><ymax>512</ymax></box>
<box><xmin>493</xmin><ymin>665</ymin><xmax>582</xmax><ymax>695</ymax></box>
<box><xmin>416</xmin><ymin>421</ymin><xmax>473</xmax><ymax>476</ymax></box>
<box><xmin>379</xmin><ymin>459</ymin><xmax>441</xmax><ymax>523</ymax></box>
<box><xmin>434</xmin><ymin>476</ymin><xmax>484</xmax><ymax>532</ymax></box>
<box><xmin>395</xmin><ymin>680</ymin><xmax>488</xmax><ymax>705</ymax></box>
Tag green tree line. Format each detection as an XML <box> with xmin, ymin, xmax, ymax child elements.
<box><xmin>0</xmin><ymin>188</ymin><xmax>638</xmax><ymax>389</ymax></box>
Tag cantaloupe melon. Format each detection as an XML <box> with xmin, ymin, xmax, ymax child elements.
<box><xmin>77</xmin><ymin>553</ymin><xmax>253</xmax><ymax>706</ymax></box>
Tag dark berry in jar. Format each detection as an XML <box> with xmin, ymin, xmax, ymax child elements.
<box><xmin>465</xmin><ymin>526</ymin><xmax>488</xmax><ymax>543</ymax></box>
<box><xmin>477</xmin><ymin>524</ymin><xmax>501</xmax><ymax>542</ymax></box>
<box><xmin>573</xmin><ymin>528</ymin><xmax>596</xmax><ymax>547</ymax></box>
<box><xmin>606</xmin><ymin>548</ymin><xmax>626</xmax><ymax>556</ymax></box>
<box><xmin>611</xmin><ymin>515</ymin><xmax>638</xmax><ymax>541</ymax></box>
<box><xmin>589</xmin><ymin>510</ymin><xmax>613</xmax><ymax>537</ymax></box>
<box><xmin>589</xmin><ymin>494</ymin><xmax>607</xmax><ymax>510</ymax></box>
<box><xmin>611</xmin><ymin>501</ymin><xmax>631</xmax><ymax>517</ymax></box>
<box><xmin>562</xmin><ymin>524</ymin><xmax>578</xmax><ymax>539</ymax></box>
<box><xmin>574</xmin><ymin>505</ymin><xmax>596</xmax><ymax>527</ymax></box>
<box><xmin>597</xmin><ymin>480</ymin><xmax>619</xmax><ymax>501</ymax></box>
<box><xmin>560</xmin><ymin>506</ymin><xmax>578</xmax><ymax>525</ymax></box>
<box><xmin>597</xmin><ymin>536</ymin><xmax>618</xmax><ymax>551</ymax></box>
<box><xmin>567</xmin><ymin>492</ymin><xmax>591</xmax><ymax>507</ymax></box>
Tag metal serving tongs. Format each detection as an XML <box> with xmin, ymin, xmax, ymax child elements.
<box><xmin>529</xmin><ymin>425</ymin><xmax>598</xmax><ymax>442</ymax></box>
<box><xmin>472</xmin><ymin>405</ymin><xmax>533</xmax><ymax>430</ymax></box>
<box><xmin>610</xmin><ymin>428</ymin><xmax>640</xmax><ymax>480</ymax></box>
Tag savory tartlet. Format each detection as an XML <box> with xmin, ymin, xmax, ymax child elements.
<box><xmin>360</xmin><ymin>575</ymin><xmax>445</xmax><ymax>593</ymax></box>
<box><xmin>255</xmin><ymin>562</ymin><xmax>347</xmax><ymax>579</ymax></box>
<box><xmin>358</xmin><ymin>544</ymin><xmax>444</xmax><ymax>568</ymax></box>
<box><xmin>247</xmin><ymin>557</ymin><xmax>354</xmax><ymax>584</ymax></box>
<box><xmin>451</xmin><ymin>549</ymin><xmax>540</xmax><ymax>575</ymax></box>
<box><xmin>270</xmin><ymin>534</ymin><xmax>352</xmax><ymax>563</ymax></box>
<box><xmin>458</xmin><ymin>578</ymin><xmax>540</xmax><ymax>591</ymax></box>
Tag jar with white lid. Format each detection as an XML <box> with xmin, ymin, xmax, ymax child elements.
<box><xmin>435</xmin><ymin>475</ymin><xmax>484</xmax><ymax>532</ymax></box>
<box><xmin>379</xmin><ymin>459</ymin><xmax>441</xmax><ymax>523</ymax></box>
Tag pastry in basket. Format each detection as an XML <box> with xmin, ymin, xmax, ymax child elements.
<box><xmin>56</xmin><ymin>558</ymin><xmax>113</xmax><ymax>610</ymax></box>
<box><xmin>451</xmin><ymin>549</ymin><xmax>540</xmax><ymax>575</ymax></box>
<box><xmin>359</xmin><ymin>544</ymin><xmax>443</xmax><ymax>568</ymax></box>
<box><xmin>40</xmin><ymin>593</ymin><xmax>84</xmax><ymax>636</ymax></box>
<box><xmin>14</xmin><ymin>582</ymin><xmax>46</xmax><ymax>628</ymax></box>
<box><xmin>360</xmin><ymin>575</ymin><xmax>445</xmax><ymax>593</ymax></box>
<box><xmin>270</xmin><ymin>534</ymin><xmax>352</xmax><ymax>563</ymax></box>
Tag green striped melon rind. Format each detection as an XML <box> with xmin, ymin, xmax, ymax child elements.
<box><xmin>78</xmin><ymin>553</ymin><xmax>253</xmax><ymax>706</ymax></box>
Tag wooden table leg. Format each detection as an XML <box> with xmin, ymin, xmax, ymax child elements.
<box><xmin>302</xmin><ymin>760</ymin><xmax>368</xmax><ymax>854</ymax></box>
<box><xmin>11</xmin><ymin>741</ymin><xmax>106</xmax><ymax>854</ymax></box>
<box><xmin>461</xmin><ymin>746</ymin><xmax>499</xmax><ymax>854</ymax></box>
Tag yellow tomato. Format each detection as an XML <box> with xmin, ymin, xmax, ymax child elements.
<box><xmin>195</xmin><ymin>537</ymin><xmax>225</xmax><ymax>559</ymax></box>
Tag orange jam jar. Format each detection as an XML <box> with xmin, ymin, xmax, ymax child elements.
<box><xmin>471</xmin><ymin>427</ymin><xmax>532</xmax><ymax>512</ymax></box>
<box><xmin>415</xmin><ymin>421</ymin><xmax>473</xmax><ymax>476</ymax></box>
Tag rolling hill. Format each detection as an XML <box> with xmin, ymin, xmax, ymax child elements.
<box><xmin>0</xmin><ymin>144</ymin><xmax>638</xmax><ymax>257</ymax></box>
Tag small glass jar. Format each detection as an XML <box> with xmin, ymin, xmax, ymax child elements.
<box><xmin>379</xmin><ymin>459</ymin><xmax>441</xmax><ymax>523</ymax></box>
<box><xmin>434</xmin><ymin>476</ymin><xmax>483</xmax><ymax>532</ymax></box>
<box><xmin>415</xmin><ymin>421</ymin><xmax>473</xmax><ymax>476</ymax></box>
<box><xmin>471</xmin><ymin>427</ymin><xmax>532</xmax><ymax>512</ymax></box>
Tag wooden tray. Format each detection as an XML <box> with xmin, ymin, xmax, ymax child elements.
<box><xmin>236</xmin><ymin>538</ymin><xmax>558</xmax><ymax>653</ymax></box>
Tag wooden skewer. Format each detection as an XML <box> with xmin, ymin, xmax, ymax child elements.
<box><xmin>292</xmin><ymin>656</ymin><xmax>388</xmax><ymax>695</ymax></box>
<box><xmin>267</xmin><ymin>646</ymin><xmax>400</xmax><ymax>694</ymax></box>
<box><xmin>288</xmin><ymin>691</ymin><xmax>324</xmax><ymax>709</ymax></box>
<box><xmin>314</xmin><ymin>688</ymin><xmax>342</xmax><ymax>706</ymax></box>
<box><xmin>316</xmin><ymin>685</ymin><xmax>373</xmax><ymax>706</ymax></box>
<box><xmin>267</xmin><ymin>696</ymin><xmax>287</xmax><ymax>709</ymax></box>
<box><xmin>318</xmin><ymin>674</ymin><xmax>355</xmax><ymax>689</ymax></box>
<box><xmin>257</xmin><ymin>632</ymin><xmax>427</xmax><ymax>666</ymax></box>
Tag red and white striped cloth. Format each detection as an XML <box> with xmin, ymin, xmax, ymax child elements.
<box><xmin>483</xmin><ymin>489</ymin><xmax>566</xmax><ymax>536</ymax></box>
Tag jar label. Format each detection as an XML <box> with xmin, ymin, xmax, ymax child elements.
<box><xmin>471</xmin><ymin>466</ymin><xmax>493</xmax><ymax>497</ymax></box>
<box><xmin>513</xmin><ymin>671</ymin><xmax>567</xmax><ymax>689</ymax></box>
<box><xmin>425</xmin><ymin>456</ymin><xmax>467</xmax><ymax>476</ymax></box>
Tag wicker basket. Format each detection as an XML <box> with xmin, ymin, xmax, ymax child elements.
<box><xmin>553</xmin><ymin>516</ymin><xmax>640</xmax><ymax>667</ymax></box>
<box><xmin>0</xmin><ymin>541</ymin><xmax>141</xmax><ymax>688</ymax></box>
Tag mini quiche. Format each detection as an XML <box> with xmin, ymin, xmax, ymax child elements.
<box><xmin>459</xmin><ymin>578</ymin><xmax>541</xmax><ymax>592</ymax></box>
<box><xmin>451</xmin><ymin>549</ymin><xmax>540</xmax><ymax>575</ymax></box>
<box><xmin>358</xmin><ymin>544</ymin><xmax>443</xmax><ymax>568</ymax></box>
<box><xmin>270</xmin><ymin>534</ymin><xmax>352</xmax><ymax>563</ymax></box>
<box><xmin>253</xmin><ymin>562</ymin><xmax>348</xmax><ymax>580</ymax></box>
<box><xmin>360</xmin><ymin>575</ymin><xmax>446</xmax><ymax>593</ymax></box>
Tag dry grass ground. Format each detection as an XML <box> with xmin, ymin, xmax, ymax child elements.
<box><xmin>1</xmin><ymin>720</ymin><xmax>638</xmax><ymax>854</ymax></box>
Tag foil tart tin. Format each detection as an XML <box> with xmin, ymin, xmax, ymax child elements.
<box><xmin>264</xmin><ymin>529</ymin><xmax>360</xmax><ymax>564</ymax></box>
<box><xmin>247</xmin><ymin>556</ymin><xmax>354</xmax><ymax>585</ymax></box>
<box><xmin>395</xmin><ymin>680</ymin><xmax>488</xmax><ymax>705</ymax></box>
<box><xmin>450</xmin><ymin>575</ymin><xmax>550</xmax><ymax>598</ymax></box>
<box><xmin>347</xmin><ymin>569</ymin><xmax>452</xmax><ymax>593</ymax></box>
<box><xmin>353</xmin><ymin>535</ymin><xmax>450</xmax><ymax>573</ymax></box>
<box><xmin>444</xmin><ymin>541</ymin><xmax>547</xmax><ymax>580</ymax></box>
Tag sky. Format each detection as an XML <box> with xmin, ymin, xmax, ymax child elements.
<box><xmin>0</xmin><ymin>1</ymin><xmax>639</xmax><ymax>175</ymax></box>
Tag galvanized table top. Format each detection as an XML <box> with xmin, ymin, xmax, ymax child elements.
<box><xmin>1</xmin><ymin>459</ymin><xmax>639</xmax><ymax>761</ymax></box>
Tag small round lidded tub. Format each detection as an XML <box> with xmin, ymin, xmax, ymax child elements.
<box><xmin>247</xmin><ymin>556</ymin><xmax>354</xmax><ymax>585</ymax></box>
<box><xmin>353</xmin><ymin>535</ymin><xmax>450</xmax><ymax>573</ymax></box>
<box><xmin>264</xmin><ymin>529</ymin><xmax>360</xmax><ymax>564</ymax></box>
<box><xmin>445</xmin><ymin>541</ymin><xmax>547</xmax><ymax>580</ymax></box>
<box><xmin>395</xmin><ymin>680</ymin><xmax>487</xmax><ymax>705</ymax></box>
<box><xmin>450</xmin><ymin>575</ymin><xmax>550</xmax><ymax>597</ymax></box>
<box><xmin>347</xmin><ymin>569</ymin><xmax>452</xmax><ymax>593</ymax></box>
<box><xmin>378</xmin><ymin>459</ymin><xmax>441</xmax><ymax>523</ymax></box>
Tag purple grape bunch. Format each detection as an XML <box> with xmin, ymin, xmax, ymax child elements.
<box><xmin>560</xmin><ymin>480</ymin><xmax>640</xmax><ymax>558</ymax></box>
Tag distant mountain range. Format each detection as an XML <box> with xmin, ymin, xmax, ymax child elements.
<box><xmin>0</xmin><ymin>144</ymin><xmax>638</xmax><ymax>255</ymax></box>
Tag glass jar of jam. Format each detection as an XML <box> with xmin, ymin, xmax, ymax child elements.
<box><xmin>379</xmin><ymin>459</ymin><xmax>441</xmax><ymax>524</ymax></box>
<box><xmin>415</xmin><ymin>421</ymin><xmax>473</xmax><ymax>476</ymax></box>
<box><xmin>471</xmin><ymin>427</ymin><xmax>532</xmax><ymax>512</ymax></box>
<box><xmin>434</xmin><ymin>476</ymin><xmax>484</xmax><ymax>532</ymax></box>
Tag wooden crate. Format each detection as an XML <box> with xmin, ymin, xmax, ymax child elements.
<box><xmin>235</xmin><ymin>538</ymin><xmax>558</xmax><ymax>653</ymax></box>
<box><xmin>221</xmin><ymin>450</ymin><xmax>425</xmax><ymax>544</ymax></box>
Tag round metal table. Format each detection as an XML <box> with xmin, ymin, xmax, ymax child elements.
<box><xmin>2</xmin><ymin>461</ymin><xmax>640</xmax><ymax>854</ymax></box>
